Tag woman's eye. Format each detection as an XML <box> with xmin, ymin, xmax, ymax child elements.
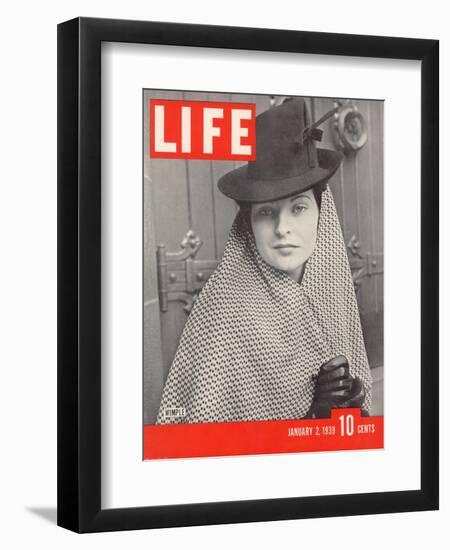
<box><xmin>292</xmin><ymin>204</ymin><xmax>307</xmax><ymax>214</ymax></box>
<box><xmin>257</xmin><ymin>207</ymin><xmax>275</xmax><ymax>217</ymax></box>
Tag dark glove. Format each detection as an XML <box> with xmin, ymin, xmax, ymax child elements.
<box><xmin>310</xmin><ymin>355</ymin><xmax>366</xmax><ymax>418</ymax></box>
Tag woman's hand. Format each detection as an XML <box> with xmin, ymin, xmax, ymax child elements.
<box><xmin>311</xmin><ymin>355</ymin><xmax>366</xmax><ymax>418</ymax></box>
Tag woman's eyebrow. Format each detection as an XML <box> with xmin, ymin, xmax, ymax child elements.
<box><xmin>289</xmin><ymin>193</ymin><xmax>312</xmax><ymax>202</ymax></box>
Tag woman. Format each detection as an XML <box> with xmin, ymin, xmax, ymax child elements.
<box><xmin>156</xmin><ymin>97</ymin><xmax>372</xmax><ymax>424</ymax></box>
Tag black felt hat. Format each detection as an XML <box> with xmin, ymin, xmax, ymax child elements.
<box><xmin>218</xmin><ymin>98</ymin><xmax>343</xmax><ymax>203</ymax></box>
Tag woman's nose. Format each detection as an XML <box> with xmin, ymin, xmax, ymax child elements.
<box><xmin>274</xmin><ymin>211</ymin><xmax>291</xmax><ymax>237</ymax></box>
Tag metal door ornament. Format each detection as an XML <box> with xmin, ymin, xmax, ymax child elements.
<box><xmin>333</xmin><ymin>100</ymin><xmax>368</xmax><ymax>153</ymax></box>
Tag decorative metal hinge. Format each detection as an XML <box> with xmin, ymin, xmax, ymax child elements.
<box><xmin>347</xmin><ymin>234</ymin><xmax>383</xmax><ymax>291</ymax></box>
<box><xmin>157</xmin><ymin>230</ymin><xmax>218</xmax><ymax>314</ymax></box>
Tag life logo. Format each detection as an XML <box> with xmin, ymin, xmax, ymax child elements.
<box><xmin>149</xmin><ymin>99</ymin><xmax>256</xmax><ymax>161</ymax></box>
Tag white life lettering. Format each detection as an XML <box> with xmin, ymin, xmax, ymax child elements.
<box><xmin>231</xmin><ymin>109</ymin><xmax>252</xmax><ymax>155</ymax></box>
<box><xmin>154</xmin><ymin>105</ymin><xmax>177</xmax><ymax>152</ymax></box>
<box><xmin>203</xmin><ymin>108</ymin><xmax>223</xmax><ymax>154</ymax></box>
<box><xmin>181</xmin><ymin>106</ymin><xmax>191</xmax><ymax>153</ymax></box>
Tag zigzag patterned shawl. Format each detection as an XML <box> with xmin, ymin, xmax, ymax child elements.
<box><xmin>156</xmin><ymin>187</ymin><xmax>372</xmax><ymax>424</ymax></box>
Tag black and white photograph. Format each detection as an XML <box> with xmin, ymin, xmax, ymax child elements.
<box><xmin>143</xmin><ymin>90</ymin><xmax>384</xmax><ymax>458</ymax></box>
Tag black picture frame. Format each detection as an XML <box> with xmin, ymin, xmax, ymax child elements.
<box><xmin>57</xmin><ymin>17</ymin><xmax>439</xmax><ymax>533</ymax></box>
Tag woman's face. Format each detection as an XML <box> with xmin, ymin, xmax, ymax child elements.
<box><xmin>250</xmin><ymin>189</ymin><xmax>319</xmax><ymax>281</ymax></box>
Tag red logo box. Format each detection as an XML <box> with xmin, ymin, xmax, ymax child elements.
<box><xmin>150</xmin><ymin>99</ymin><xmax>256</xmax><ymax>161</ymax></box>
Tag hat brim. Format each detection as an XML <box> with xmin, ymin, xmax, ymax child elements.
<box><xmin>218</xmin><ymin>148</ymin><xmax>343</xmax><ymax>203</ymax></box>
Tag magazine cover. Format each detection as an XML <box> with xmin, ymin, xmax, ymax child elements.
<box><xmin>143</xmin><ymin>90</ymin><xmax>384</xmax><ymax>459</ymax></box>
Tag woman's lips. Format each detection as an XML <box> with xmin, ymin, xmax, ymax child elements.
<box><xmin>273</xmin><ymin>244</ymin><xmax>300</xmax><ymax>249</ymax></box>
<box><xmin>273</xmin><ymin>244</ymin><xmax>300</xmax><ymax>256</ymax></box>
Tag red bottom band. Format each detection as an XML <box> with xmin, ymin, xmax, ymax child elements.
<box><xmin>144</xmin><ymin>408</ymin><xmax>384</xmax><ymax>460</ymax></box>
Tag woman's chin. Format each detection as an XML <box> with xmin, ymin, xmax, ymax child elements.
<box><xmin>268</xmin><ymin>257</ymin><xmax>305</xmax><ymax>279</ymax></box>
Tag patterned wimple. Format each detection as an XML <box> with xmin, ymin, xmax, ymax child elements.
<box><xmin>156</xmin><ymin>188</ymin><xmax>372</xmax><ymax>424</ymax></box>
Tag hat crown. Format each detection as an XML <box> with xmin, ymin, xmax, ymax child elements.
<box><xmin>247</xmin><ymin>98</ymin><xmax>318</xmax><ymax>181</ymax></box>
<box><xmin>217</xmin><ymin>96</ymin><xmax>343</xmax><ymax>203</ymax></box>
